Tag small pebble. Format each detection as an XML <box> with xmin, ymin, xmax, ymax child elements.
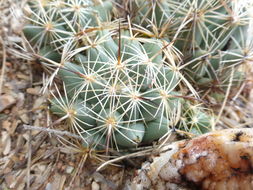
<box><xmin>65</xmin><ymin>166</ymin><xmax>73</xmax><ymax>174</ymax></box>
<box><xmin>91</xmin><ymin>181</ymin><xmax>100</xmax><ymax>190</ymax></box>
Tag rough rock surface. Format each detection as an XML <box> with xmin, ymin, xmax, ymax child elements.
<box><xmin>130</xmin><ymin>129</ymin><xmax>253</xmax><ymax>190</ymax></box>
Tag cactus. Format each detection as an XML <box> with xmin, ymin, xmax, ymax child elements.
<box><xmin>129</xmin><ymin>0</ymin><xmax>253</xmax><ymax>95</ymax></box>
<box><xmin>23</xmin><ymin>0</ymin><xmax>252</xmax><ymax>151</ymax></box>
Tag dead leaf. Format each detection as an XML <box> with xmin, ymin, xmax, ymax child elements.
<box><xmin>2</xmin><ymin>120</ymin><xmax>11</xmax><ymax>131</ymax></box>
<box><xmin>10</xmin><ymin>119</ymin><xmax>21</xmax><ymax>134</ymax></box>
<box><xmin>0</xmin><ymin>94</ymin><xmax>16</xmax><ymax>112</ymax></box>
<box><xmin>19</xmin><ymin>113</ymin><xmax>29</xmax><ymax>124</ymax></box>
<box><xmin>4</xmin><ymin>173</ymin><xmax>15</xmax><ymax>188</ymax></box>
<box><xmin>1</xmin><ymin>131</ymin><xmax>11</xmax><ymax>155</ymax></box>
<box><xmin>26</xmin><ymin>87</ymin><xmax>41</xmax><ymax>95</ymax></box>
<box><xmin>33</xmin><ymin>96</ymin><xmax>45</xmax><ymax>109</ymax></box>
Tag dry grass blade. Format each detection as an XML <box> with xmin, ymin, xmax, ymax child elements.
<box><xmin>0</xmin><ymin>37</ymin><xmax>6</xmax><ymax>95</ymax></box>
<box><xmin>214</xmin><ymin>66</ymin><xmax>235</xmax><ymax>127</ymax></box>
<box><xmin>96</xmin><ymin>148</ymin><xmax>153</xmax><ymax>172</ymax></box>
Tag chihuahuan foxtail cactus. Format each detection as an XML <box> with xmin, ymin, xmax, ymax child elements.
<box><xmin>129</xmin><ymin>0</ymin><xmax>253</xmax><ymax>94</ymax></box>
<box><xmin>23</xmin><ymin>0</ymin><xmax>252</xmax><ymax>151</ymax></box>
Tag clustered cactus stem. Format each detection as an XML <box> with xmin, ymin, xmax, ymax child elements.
<box><xmin>23</xmin><ymin>0</ymin><xmax>253</xmax><ymax>151</ymax></box>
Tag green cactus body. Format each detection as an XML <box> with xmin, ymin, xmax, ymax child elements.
<box><xmin>50</xmin><ymin>97</ymin><xmax>96</xmax><ymax>129</ymax></box>
<box><xmin>143</xmin><ymin>40</ymin><xmax>163</xmax><ymax>64</ymax></box>
<box><xmin>58</xmin><ymin>62</ymin><xmax>105</xmax><ymax>103</ymax></box>
<box><xmin>74</xmin><ymin>53</ymin><xmax>88</xmax><ymax>64</ymax></box>
<box><xmin>115</xmin><ymin>123</ymin><xmax>145</xmax><ymax>147</ymax></box>
<box><xmin>82</xmin><ymin>131</ymin><xmax>106</xmax><ymax>149</ymax></box>
<box><xmin>23</xmin><ymin>23</ymin><xmax>69</xmax><ymax>47</ymax></box>
<box><xmin>118</xmin><ymin>90</ymin><xmax>142</xmax><ymax>121</ymax></box>
<box><xmin>142</xmin><ymin>117</ymin><xmax>170</xmax><ymax>144</ymax></box>
<box><xmin>39</xmin><ymin>46</ymin><xmax>61</xmax><ymax>62</ymax></box>
<box><xmin>185</xmin><ymin>106</ymin><xmax>212</xmax><ymax>135</ymax></box>
<box><xmin>93</xmin><ymin>1</ymin><xmax>113</xmax><ymax>22</ymax></box>
<box><xmin>96</xmin><ymin>109</ymin><xmax>122</xmax><ymax>128</ymax></box>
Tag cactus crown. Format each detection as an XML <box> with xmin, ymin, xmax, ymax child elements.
<box><xmin>23</xmin><ymin>0</ymin><xmax>252</xmax><ymax>151</ymax></box>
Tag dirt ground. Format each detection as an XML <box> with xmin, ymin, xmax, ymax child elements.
<box><xmin>1</xmin><ymin>1</ymin><xmax>253</xmax><ymax>190</ymax></box>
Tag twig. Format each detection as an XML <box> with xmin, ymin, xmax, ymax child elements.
<box><xmin>68</xmin><ymin>154</ymin><xmax>88</xmax><ymax>189</ymax></box>
<box><xmin>26</xmin><ymin>130</ymin><xmax>32</xmax><ymax>190</ymax></box>
<box><xmin>0</xmin><ymin>37</ymin><xmax>6</xmax><ymax>95</ymax></box>
<box><xmin>23</xmin><ymin>124</ymin><xmax>82</xmax><ymax>139</ymax></box>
